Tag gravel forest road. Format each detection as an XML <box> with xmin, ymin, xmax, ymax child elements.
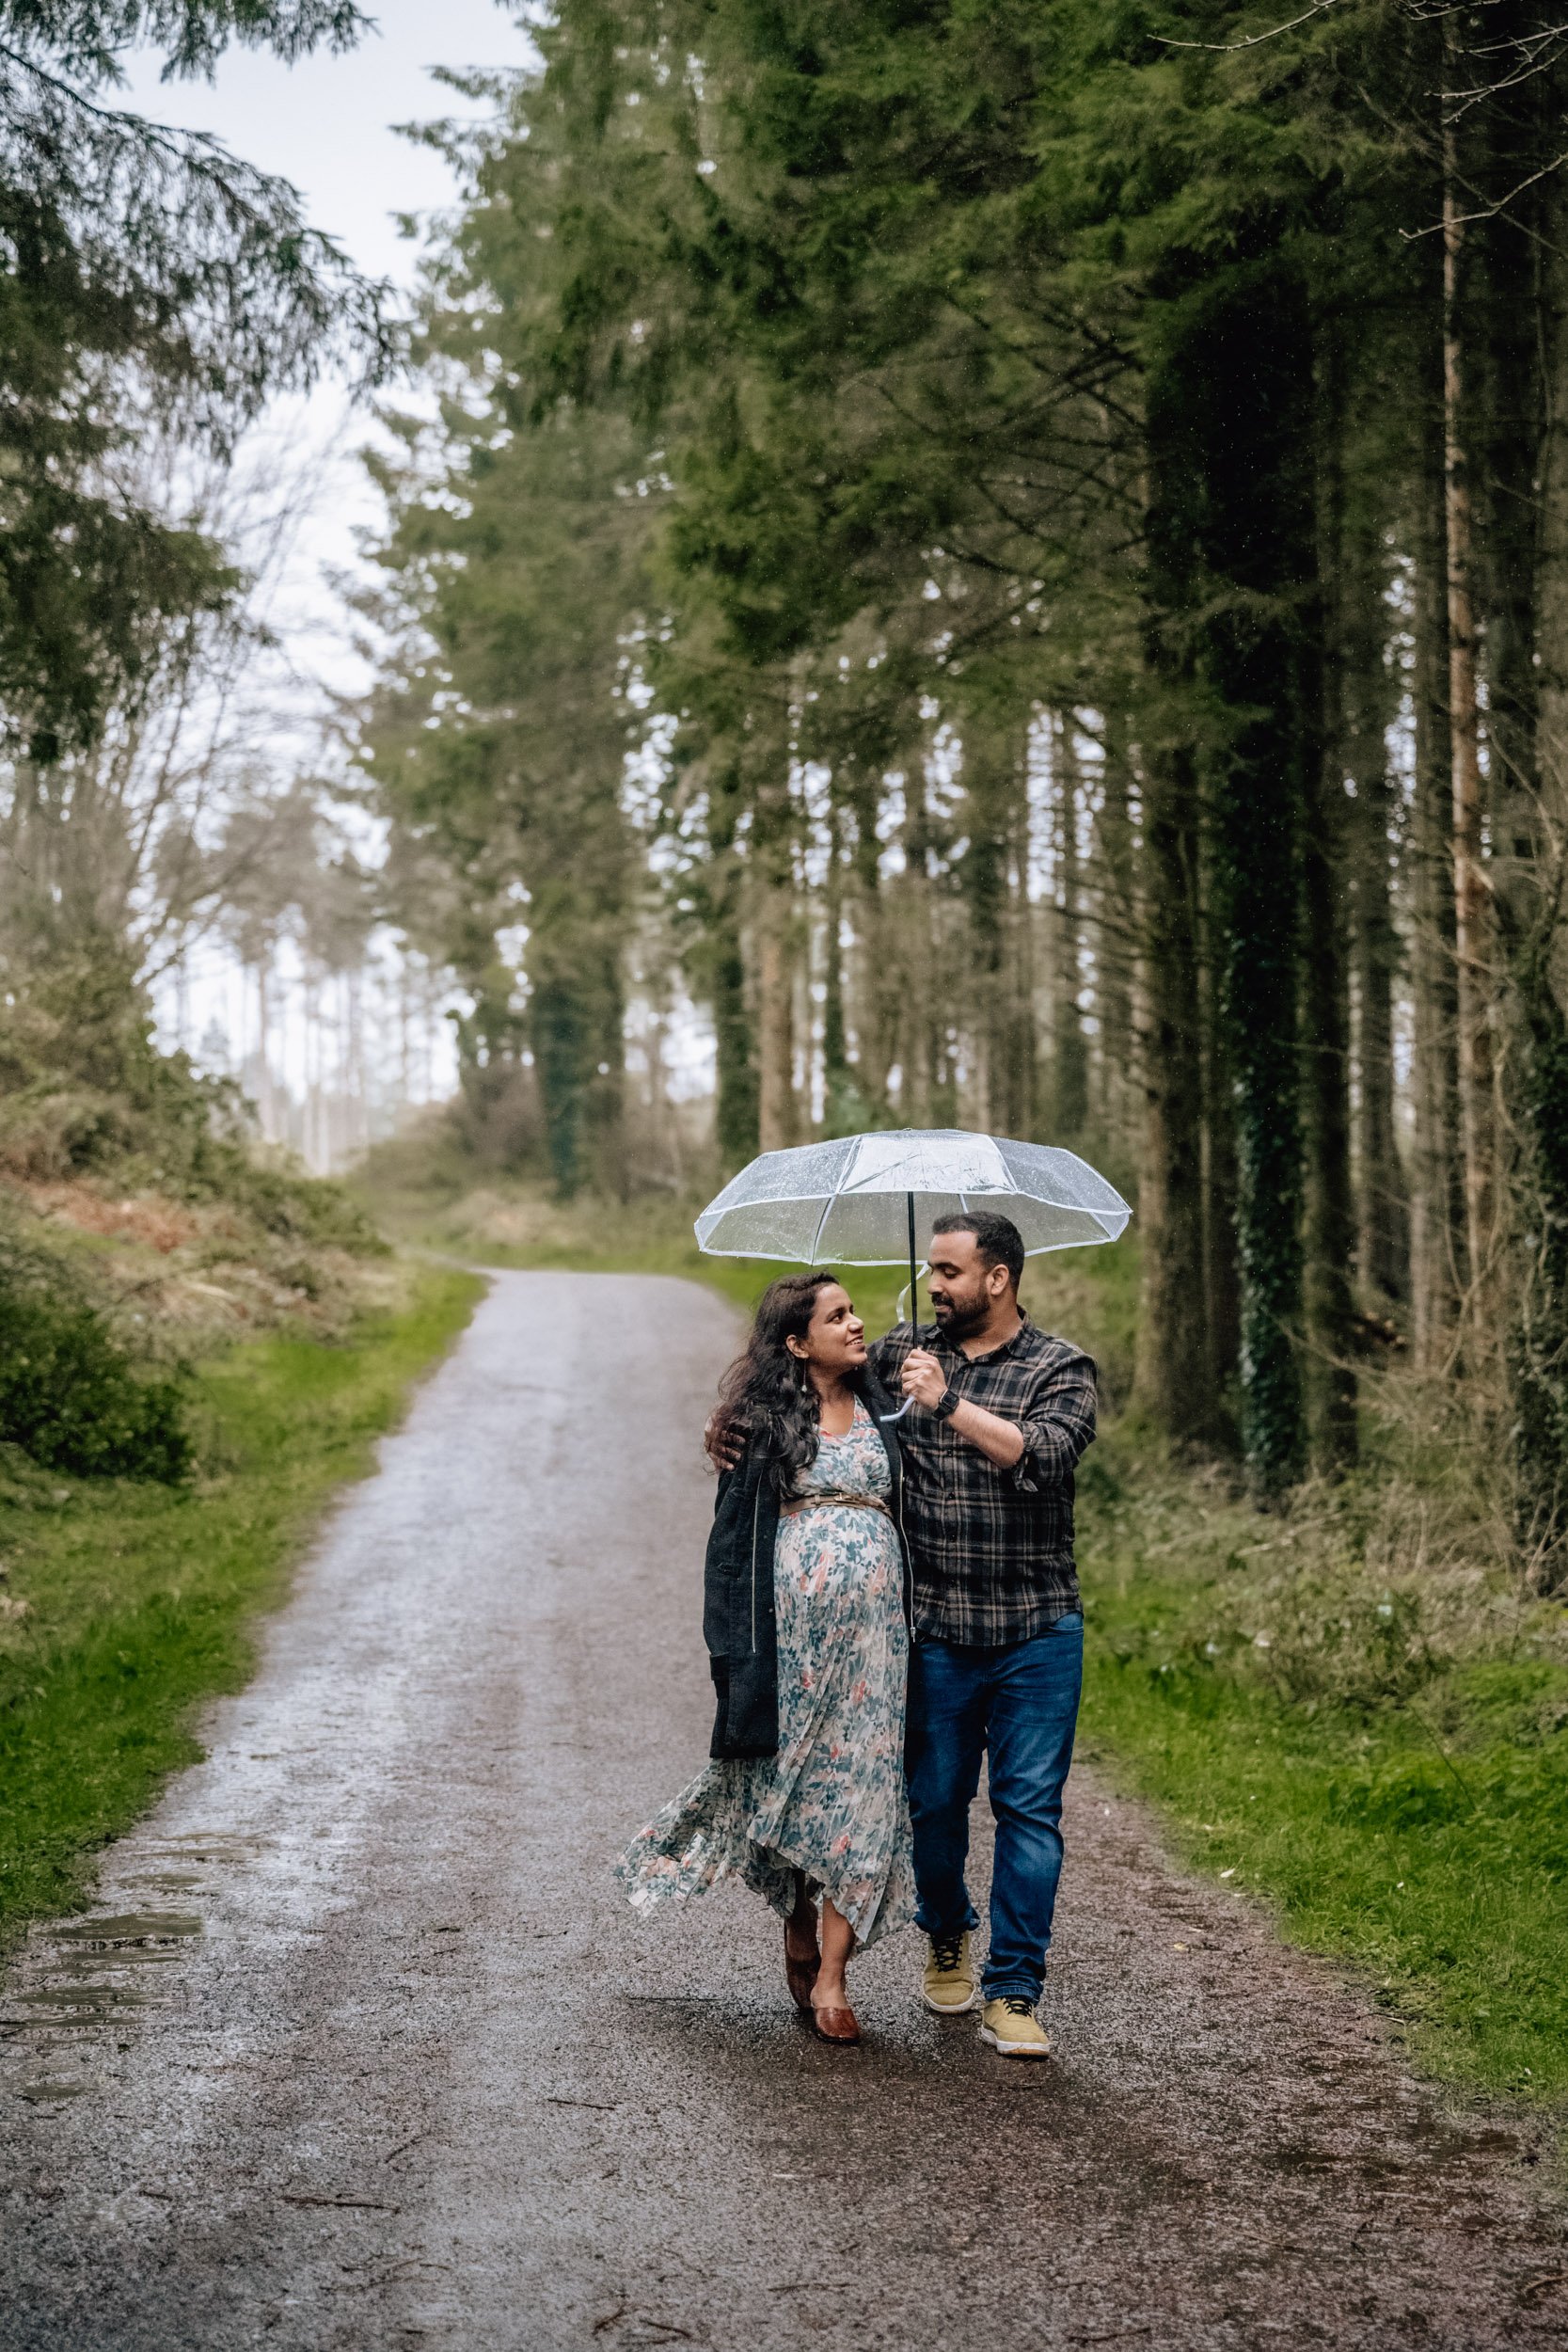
<box><xmin>2</xmin><ymin>1271</ymin><xmax>1564</xmax><ymax>2352</ymax></box>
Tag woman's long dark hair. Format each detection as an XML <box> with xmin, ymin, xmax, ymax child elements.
<box><xmin>705</xmin><ymin>1269</ymin><xmax>857</xmax><ymax>1492</ymax></box>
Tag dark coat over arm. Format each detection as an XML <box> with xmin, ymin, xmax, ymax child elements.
<box><xmin>702</xmin><ymin>1368</ymin><xmax>908</xmax><ymax>1759</ymax></box>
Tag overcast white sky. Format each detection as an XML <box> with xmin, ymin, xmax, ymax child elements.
<box><xmin>128</xmin><ymin>6</ymin><xmax>538</xmax><ymax>1109</ymax></box>
<box><xmin>124</xmin><ymin>1</ymin><xmax>531</xmax><ymax>287</ymax></box>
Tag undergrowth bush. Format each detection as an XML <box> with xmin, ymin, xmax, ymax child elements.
<box><xmin>0</xmin><ymin>1293</ymin><xmax>190</xmax><ymax>1481</ymax></box>
<box><xmin>0</xmin><ymin>1224</ymin><xmax>191</xmax><ymax>1482</ymax></box>
<box><xmin>1087</xmin><ymin>1343</ymin><xmax>1568</xmax><ymax>1726</ymax></box>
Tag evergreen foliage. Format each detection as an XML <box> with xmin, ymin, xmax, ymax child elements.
<box><xmin>0</xmin><ymin>0</ymin><xmax>388</xmax><ymax>756</ymax></box>
<box><xmin>360</xmin><ymin>0</ymin><xmax>1568</xmax><ymax>1549</ymax></box>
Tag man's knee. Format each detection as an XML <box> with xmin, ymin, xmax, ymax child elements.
<box><xmin>906</xmin><ymin>1691</ymin><xmax>985</xmax><ymax>1817</ymax></box>
<box><xmin>988</xmin><ymin>1785</ymin><xmax>1066</xmax><ymax>1836</ymax></box>
<box><xmin>907</xmin><ymin>1742</ymin><xmax>983</xmax><ymax>1820</ymax></box>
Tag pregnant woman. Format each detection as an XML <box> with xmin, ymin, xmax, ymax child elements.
<box><xmin>617</xmin><ymin>1270</ymin><xmax>915</xmax><ymax>2043</ymax></box>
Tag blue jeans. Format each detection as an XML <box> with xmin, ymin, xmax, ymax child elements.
<box><xmin>906</xmin><ymin>1616</ymin><xmax>1085</xmax><ymax>2003</ymax></box>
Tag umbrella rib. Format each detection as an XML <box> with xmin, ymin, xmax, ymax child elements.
<box><xmin>808</xmin><ymin>1190</ymin><xmax>833</xmax><ymax>1266</ymax></box>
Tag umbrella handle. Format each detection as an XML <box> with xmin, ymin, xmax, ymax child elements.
<box><xmin>895</xmin><ymin>1267</ymin><xmax>928</xmax><ymax>1336</ymax></box>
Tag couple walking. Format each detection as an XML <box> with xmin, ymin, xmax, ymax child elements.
<box><xmin>618</xmin><ymin>1209</ymin><xmax>1096</xmax><ymax>2056</ymax></box>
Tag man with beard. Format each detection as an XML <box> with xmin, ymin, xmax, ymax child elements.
<box><xmin>867</xmin><ymin>1210</ymin><xmax>1097</xmax><ymax>2058</ymax></box>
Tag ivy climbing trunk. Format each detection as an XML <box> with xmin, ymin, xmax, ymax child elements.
<box><xmin>1132</xmin><ymin>366</ymin><xmax>1213</xmax><ymax>1440</ymax></box>
<box><xmin>1509</xmin><ymin>120</ymin><xmax>1568</xmax><ymax>1582</ymax></box>
<box><xmin>1196</xmin><ymin>262</ymin><xmax>1313</xmax><ymax>1496</ymax></box>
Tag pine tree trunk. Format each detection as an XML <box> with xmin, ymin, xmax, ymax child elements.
<box><xmin>710</xmin><ymin>860</ymin><xmax>758</xmax><ymax>1170</ymax></box>
<box><xmin>839</xmin><ymin>755</ymin><xmax>898</xmax><ymax>1114</ymax></box>
<box><xmin>1351</xmin><ymin>784</ymin><xmax>1408</xmax><ymax>1306</ymax></box>
<box><xmin>255</xmin><ymin>958</ymin><xmax>277</xmax><ymax>1141</ymax></box>
<box><xmin>847</xmin><ymin>866</ymin><xmax>895</xmax><ymax>1111</ymax></box>
<box><xmin>1200</xmin><ymin>268</ymin><xmax>1314</xmax><ymax>1498</ymax></box>
<box><xmin>1508</xmin><ymin>89</ymin><xmax>1568</xmax><ymax>1581</ymax></box>
<box><xmin>531</xmin><ymin>974</ymin><xmax>585</xmax><ymax>1195</ymax></box>
<box><xmin>1536</xmin><ymin>132</ymin><xmax>1568</xmax><ymax>840</ymax></box>
<box><xmin>585</xmin><ymin>930</ymin><xmax>627</xmax><ymax>1198</ymax></box>
<box><xmin>755</xmin><ymin>880</ymin><xmax>799</xmax><ymax>1153</ymax></box>
<box><xmin>1341</xmin><ymin>503</ymin><xmax>1408</xmax><ymax>1305</ymax></box>
<box><xmin>1303</xmin><ymin>356</ymin><xmax>1358</xmax><ymax>1471</ymax></box>
<box><xmin>1004</xmin><ymin>740</ymin><xmax>1038</xmax><ymax>1138</ymax></box>
<box><xmin>1052</xmin><ymin>714</ymin><xmax>1089</xmax><ymax>1138</ymax></box>
<box><xmin>1409</xmin><ymin>262</ymin><xmax>1465</xmax><ymax>1369</ymax></box>
<box><xmin>1094</xmin><ymin>717</ymin><xmax>1138</xmax><ymax>1160</ymax></box>
<box><xmin>1199</xmin><ymin>865</ymin><xmax>1242</xmax><ymax>1401</ymax></box>
<box><xmin>1133</xmin><ymin>737</ymin><xmax>1212</xmax><ymax>1439</ymax></box>
<box><xmin>1133</xmin><ymin>368</ymin><xmax>1213</xmax><ymax>1439</ymax></box>
<box><xmin>701</xmin><ymin>782</ymin><xmax>758</xmax><ymax>1171</ymax></box>
<box><xmin>956</xmin><ymin>720</ymin><xmax>1037</xmax><ymax>1136</ymax></box>
<box><xmin>1444</xmin><ymin>82</ymin><xmax>1499</xmax><ymax>1337</ymax></box>
<box><xmin>898</xmin><ymin>737</ymin><xmax>955</xmax><ymax>1127</ymax></box>
<box><xmin>821</xmin><ymin>800</ymin><xmax>853</xmax><ymax>1131</ymax></box>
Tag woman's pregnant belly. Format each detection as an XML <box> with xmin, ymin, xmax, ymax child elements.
<box><xmin>776</xmin><ymin>1506</ymin><xmax>901</xmax><ymax>1609</ymax></box>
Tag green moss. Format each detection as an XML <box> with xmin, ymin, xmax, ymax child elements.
<box><xmin>0</xmin><ymin>1263</ymin><xmax>483</xmax><ymax>1947</ymax></box>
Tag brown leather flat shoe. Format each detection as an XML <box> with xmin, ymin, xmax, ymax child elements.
<box><xmin>784</xmin><ymin>1931</ymin><xmax>820</xmax><ymax>2014</ymax></box>
<box><xmin>809</xmin><ymin>2001</ymin><xmax>862</xmax><ymax>2044</ymax></box>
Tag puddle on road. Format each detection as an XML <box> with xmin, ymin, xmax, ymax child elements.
<box><xmin>9</xmin><ymin>1983</ymin><xmax>164</xmax><ymax>2019</ymax></box>
<box><xmin>5</xmin><ymin>1831</ymin><xmax>277</xmax><ymax>2110</ymax></box>
<box><xmin>3</xmin><ymin>1907</ymin><xmax>204</xmax><ymax>2105</ymax></box>
<box><xmin>52</xmin><ymin>1912</ymin><xmax>203</xmax><ymax>1949</ymax></box>
<box><xmin>139</xmin><ymin>1831</ymin><xmax>269</xmax><ymax>1867</ymax></box>
<box><xmin>5</xmin><ymin>1913</ymin><xmax>201</xmax><ymax>2026</ymax></box>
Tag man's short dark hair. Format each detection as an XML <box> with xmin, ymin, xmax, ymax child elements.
<box><xmin>930</xmin><ymin>1210</ymin><xmax>1026</xmax><ymax>1291</ymax></box>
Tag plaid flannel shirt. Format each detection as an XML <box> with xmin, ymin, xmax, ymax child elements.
<box><xmin>867</xmin><ymin>1314</ymin><xmax>1097</xmax><ymax>1645</ymax></box>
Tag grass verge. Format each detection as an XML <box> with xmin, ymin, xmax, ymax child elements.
<box><xmin>1078</xmin><ymin>1433</ymin><xmax>1568</xmax><ymax>2112</ymax></box>
<box><xmin>0</xmin><ymin>1260</ymin><xmax>483</xmax><ymax>1947</ymax></box>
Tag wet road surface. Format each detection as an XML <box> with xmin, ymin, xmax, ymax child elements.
<box><xmin>2</xmin><ymin>1270</ymin><xmax>1564</xmax><ymax>2351</ymax></box>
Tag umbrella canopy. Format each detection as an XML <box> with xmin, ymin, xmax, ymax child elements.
<box><xmin>694</xmin><ymin>1128</ymin><xmax>1131</xmax><ymax>1264</ymax></box>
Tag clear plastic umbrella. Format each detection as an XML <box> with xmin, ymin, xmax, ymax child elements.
<box><xmin>695</xmin><ymin>1127</ymin><xmax>1131</xmax><ymax>1404</ymax></box>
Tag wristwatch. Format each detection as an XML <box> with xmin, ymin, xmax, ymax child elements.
<box><xmin>932</xmin><ymin>1383</ymin><xmax>959</xmax><ymax>1421</ymax></box>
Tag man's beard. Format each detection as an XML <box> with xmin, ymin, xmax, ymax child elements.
<box><xmin>930</xmin><ymin>1289</ymin><xmax>990</xmax><ymax>1340</ymax></box>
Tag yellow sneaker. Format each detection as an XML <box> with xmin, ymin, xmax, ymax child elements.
<box><xmin>980</xmin><ymin>1995</ymin><xmax>1052</xmax><ymax>2058</ymax></box>
<box><xmin>921</xmin><ymin>1931</ymin><xmax>979</xmax><ymax>2015</ymax></box>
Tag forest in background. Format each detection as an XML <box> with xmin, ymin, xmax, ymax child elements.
<box><xmin>7</xmin><ymin>0</ymin><xmax>1568</xmax><ymax>1597</ymax></box>
<box><xmin>354</xmin><ymin>0</ymin><xmax>1568</xmax><ymax>1572</ymax></box>
<box><xmin>11</xmin><ymin>0</ymin><xmax>1568</xmax><ymax>1552</ymax></box>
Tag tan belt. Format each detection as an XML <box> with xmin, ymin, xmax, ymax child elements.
<box><xmin>784</xmin><ymin>1488</ymin><xmax>893</xmax><ymax>1520</ymax></box>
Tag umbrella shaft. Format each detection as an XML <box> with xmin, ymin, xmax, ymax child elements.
<box><xmin>907</xmin><ymin>1190</ymin><xmax>917</xmax><ymax>1342</ymax></box>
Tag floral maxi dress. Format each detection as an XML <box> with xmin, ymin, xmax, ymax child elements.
<box><xmin>616</xmin><ymin>1404</ymin><xmax>916</xmax><ymax>1947</ymax></box>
